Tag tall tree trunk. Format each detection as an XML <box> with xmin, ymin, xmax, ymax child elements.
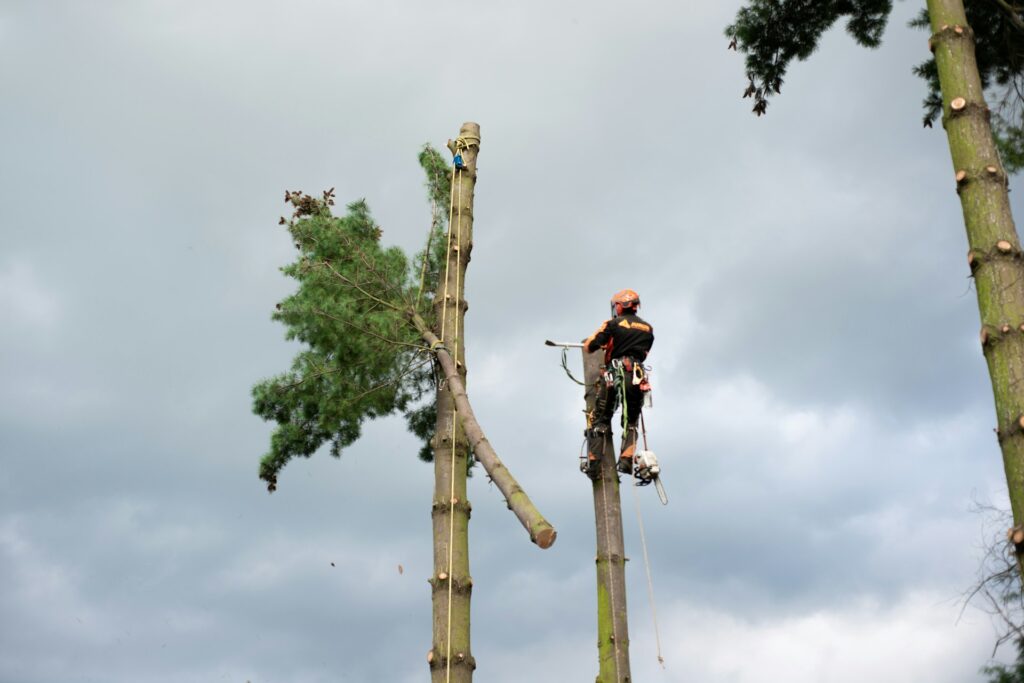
<box><xmin>927</xmin><ymin>0</ymin><xmax>1024</xmax><ymax>570</ymax></box>
<box><xmin>582</xmin><ymin>348</ymin><xmax>632</xmax><ymax>683</ymax></box>
<box><xmin>427</xmin><ymin>122</ymin><xmax>480</xmax><ymax>683</ymax></box>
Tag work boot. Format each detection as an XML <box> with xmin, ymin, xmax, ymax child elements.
<box><xmin>582</xmin><ymin>453</ymin><xmax>601</xmax><ymax>480</ymax></box>
<box><xmin>618</xmin><ymin>426</ymin><xmax>637</xmax><ymax>475</ymax></box>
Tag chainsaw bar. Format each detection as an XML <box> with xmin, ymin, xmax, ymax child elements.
<box><xmin>653</xmin><ymin>477</ymin><xmax>668</xmax><ymax>505</ymax></box>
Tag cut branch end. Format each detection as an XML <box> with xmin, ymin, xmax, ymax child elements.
<box><xmin>534</xmin><ymin>527</ymin><xmax>557</xmax><ymax>549</ymax></box>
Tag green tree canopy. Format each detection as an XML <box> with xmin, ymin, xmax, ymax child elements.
<box><xmin>252</xmin><ymin>147</ymin><xmax>451</xmax><ymax>491</ymax></box>
<box><xmin>725</xmin><ymin>0</ymin><xmax>1024</xmax><ymax>170</ymax></box>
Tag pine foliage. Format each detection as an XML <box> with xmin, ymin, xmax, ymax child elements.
<box><xmin>724</xmin><ymin>0</ymin><xmax>892</xmax><ymax>116</ymax></box>
<box><xmin>252</xmin><ymin>146</ymin><xmax>451</xmax><ymax>491</ymax></box>
<box><xmin>725</xmin><ymin>0</ymin><xmax>1024</xmax><ymax>170</ymax></box>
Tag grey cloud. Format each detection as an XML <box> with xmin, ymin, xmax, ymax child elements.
<box><xmin>1</xmin><ymin>0</ymin><xmax>1018</xmax><ymax>680</ymax></box>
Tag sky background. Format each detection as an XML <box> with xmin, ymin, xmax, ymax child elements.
<box><xmin>2</xmin><ymin>1</ymin><xmax>1021</xmax><ymax>681</ymax></box>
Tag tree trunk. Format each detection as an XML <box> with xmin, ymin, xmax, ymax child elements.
<box><xmin>426</xmin><ymin>122</ymin><xmax>480</xmax><ymax>683</ymax></box>
<box><xmin>412</xmin><ymin>312</ymin><xmax>556</xmax><ymax>549</ymax></box>
<box><xmin>421</xmin><ymin>123</ymin><xmax>556</xmax><ymax>683</ymax></box>
<box><xmin>927</xmin><ymin>0</ymin><xmax>1024</xmax><ymax>572</ymax></box>
<box><xmin>582</xmin><ymin>348</ymin><xmax>632</xmax><ymax>683</ymax></box>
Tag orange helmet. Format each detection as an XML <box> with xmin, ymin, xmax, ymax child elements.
<box><xmin>610</xmin><ymin>289</ymin><xmax>640</xmax><ymax>317</ymax></box>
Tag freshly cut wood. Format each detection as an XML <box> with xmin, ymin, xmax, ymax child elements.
<box><xmin>951</xmin><ymin>96</ymin><xmax>967</xmax><ymax>111</ymax></box>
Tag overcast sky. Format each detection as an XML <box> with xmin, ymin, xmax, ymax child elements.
<box><xmin>2</xmin><ymin>1</ymin><xmax>1022</xmax><ymax>681</ymax></box>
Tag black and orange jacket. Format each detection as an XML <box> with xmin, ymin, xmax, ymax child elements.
<box><xmin>584</xmin><ymin>313</ymin><xmax>654</xmax><ymax>365</ymax></box>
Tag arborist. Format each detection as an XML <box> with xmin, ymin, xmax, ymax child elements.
<box><xmin>582</xmin><ymin>289</ymin><xmax>654</xmax><ymax>479</ymax></box>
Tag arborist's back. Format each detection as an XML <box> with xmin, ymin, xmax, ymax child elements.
<box><xmin>583</xmin><ymin>311</ymin><xmax>654</xmax><ymax>365</ymax></box>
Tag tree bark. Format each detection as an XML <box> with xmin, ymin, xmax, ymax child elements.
<box><xmin>426</xmin><ymin>122</ymin><xmax>480</xmax><ymax>683</ymax></box>
<box><xmin>927</xmin><ymin>0</ymin><xmax>1024</xmax><ymax>574</ymax></box>
<box><xmin>582</xmin><ymin>348</ymin><xmax>632</xmax><ymax>683</ymax></box>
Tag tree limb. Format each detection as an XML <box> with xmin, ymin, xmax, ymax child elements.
<box><xmin>312</xmin><ymin>308</ymin><xmax>427</xmax><ymax>351</ymax></box>
<box><xmin>316</xmin><ymin>259</ymin><xmax>405</xmax><ymax>313</ymax></box>
<box><xmin>409</xmin><ymin>310</ymin><xmax>557</xmax><ymax>549</ymax></box>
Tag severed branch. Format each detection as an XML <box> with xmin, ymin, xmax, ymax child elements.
<box><xmin>409</xmin><ymin>310</ymin><xmax>557</xmax><ymax>549</ymax></box>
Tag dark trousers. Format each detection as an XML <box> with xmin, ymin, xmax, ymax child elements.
<box><xmin>587</xmin><ymin>365</ymin><xmax>644</xmax><ymax>462</ymax></box>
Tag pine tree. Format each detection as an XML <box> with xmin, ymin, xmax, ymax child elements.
<box><xmin>252</xmin><ymin>125</ymin><xmax>555</xmax><ymax>682</ymax></box>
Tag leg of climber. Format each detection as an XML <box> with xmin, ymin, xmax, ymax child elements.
<box><xmin>617</xmin><ymin>374</ymin><xmax>645</xmax><ymax>475</ymax></box>
<box><xmin>586</xmin><ymin>423</ymin><xmax>610</xmax><ymax>479</ymax></box>
<box><xmin>617</xmin><ymin>424</ymin><xmax>638</xmax><ymax>474</ymax></box>
<box><xmin>585</xmin><ymin>370</ymin><xmax>618</xmax><ymax>479</ymax></box>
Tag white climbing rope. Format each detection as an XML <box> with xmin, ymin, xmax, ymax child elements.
<box><xmin>631</xmin><ymin>416</ymin><xmax>666</xmax><ymax>669</ymax></box>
